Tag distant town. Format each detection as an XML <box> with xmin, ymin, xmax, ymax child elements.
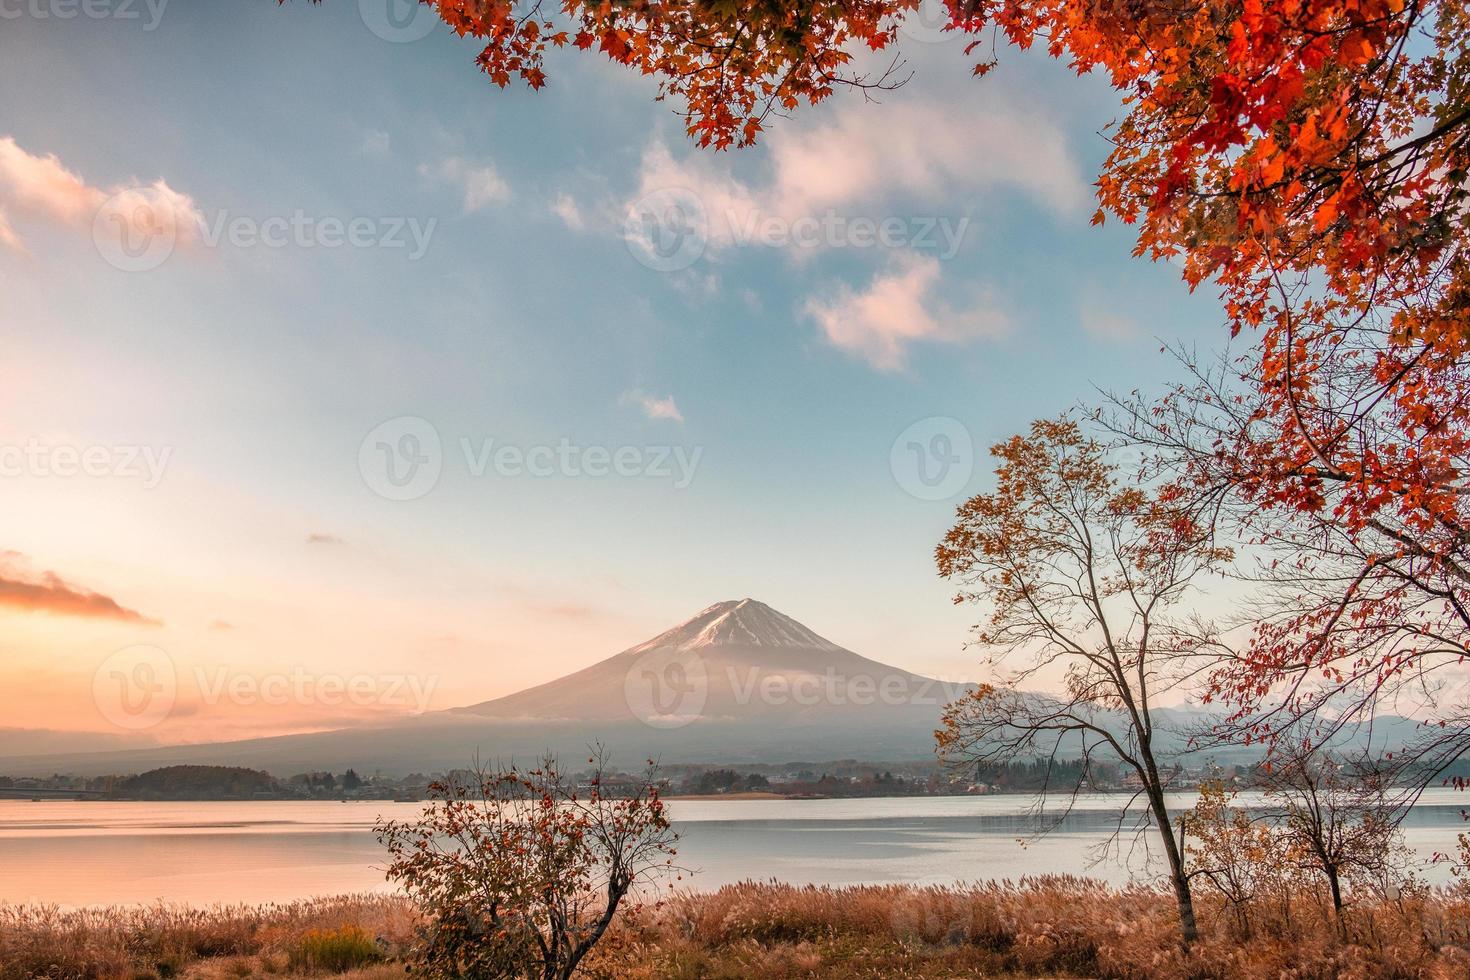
<box><xmin>0</xmin><ymin>758</ymin><xmax>1286</xmax><ymax>801</ymax></box>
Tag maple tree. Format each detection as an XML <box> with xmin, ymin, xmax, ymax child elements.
<box><xmin>297</xmin><ymin>0</ymin><xmax>916</xmax><ymax>148</ymax></box>
<box><xmin>1099</xmin><ymin>352</ymin><xmax>1470</xmax><ymax>767</ymax></box>
<box><xmin>935</xmin><ymin>417</ymin><xmax>1233</xmax><ymax>943</ymax></box>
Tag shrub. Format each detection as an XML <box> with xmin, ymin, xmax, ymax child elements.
<box><xmin>287</xmin><ymin>925</ymin><xmax>383</xmax><ymax>973</ymax></box>
<box><xmin>377</xmin><ymin>750</ymin><xmax>680</xmax><ymax>980</ymax></box>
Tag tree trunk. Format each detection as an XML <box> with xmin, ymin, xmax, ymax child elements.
<box><xmin>1148</xmin><ymin>788</ymin><xmax>1199</xmax><ymax>944</ymax></box>
<box><xmin>1325</xmin><ymin>864</ymin><xmax>1346</xmax><ymax>939</ymax></box>
<box><xmin>1168</xmin><ymin>860</ymin><xmax>1200</xmax><ymax>944</ymax></box>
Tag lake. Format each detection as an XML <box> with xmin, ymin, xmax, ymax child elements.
<box><xmin>3</xmin><ymin>791</ymin><xmax>1466</xmax><ymax>907</ymax></box>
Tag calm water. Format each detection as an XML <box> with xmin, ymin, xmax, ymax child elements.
<box><xmin>3</xmin><ymin>791</ymin><xmax>1467</xmax><ymax>906</ymax></box>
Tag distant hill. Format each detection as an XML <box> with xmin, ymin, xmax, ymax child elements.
<box><xmin>118</xmin><ymin>765</ymin><xmax>276</xmax><ymax>799</ymax></box>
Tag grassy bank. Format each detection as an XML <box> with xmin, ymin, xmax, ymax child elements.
<box><xmin>7</xmin><ymin>878</ymin><xmax>1470</xmax><ymax>979</ymax></box>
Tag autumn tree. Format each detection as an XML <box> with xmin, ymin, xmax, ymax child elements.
<box><xmin>1260</xmin><ymin>748</ymin><xmax>1414</xmax><ymax>929</ymax></box>
<box><xmin>1184</xmin><ymin>780</ymin><xmax>1291</xmax><ymax>938</ymax></box>
<box><xmin>935</xmin><ymin>417</ymin><xmax>1232</xmax><ymax>943</ymax></box>
<box><xmin>376</xmin><ymin>751</ymin><xmax>679</xmax><ymax>980</ymax></box>
<box><xmin>1104</xmin><ymin>348</ymin><xmax>1470</xmax><ymax>793</ymax></box>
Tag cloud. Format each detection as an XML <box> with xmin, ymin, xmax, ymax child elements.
<box><xmin>0</xmin><ymin>209</ymin><xmax>22</xmax><ymax>251</ymax></box>
<box><xmin>803</xmin><ymin>254</ymin><xmax>1011</xmax><ymax>371</ymax></box>
<box><xmin>1080</xmin><ymin>309</ymin><xmax>1143</xmax><ymax>343</ymax></box>
<box><xmin>421</xmin><ymin>157</ymin><xmax>509</xmax><ymax>212</ymax></box>
<box><xmin>0</xmin><ymin>553</ymin><xmax>159</xmax><ymax>625</ymax></box>
<box><xmin>551</xmin><ymin>192</ymin><xmax>584</xmax><ymax>230</ymax></box>
<box><xmin>621</xmin><ymin>389</ymin><xmax>685</xmax><ymax>422</ymax></box>
<box><xmin>209</xmin><ymin>619</ymin><xmax>235</xmax><ymax>631</ymax></box>
<box><xmin>0</xmin><ymin>135</ymin><xmax>202</xmax><ymax>254</ymax></box>
<box><xmin>306</xmin><ymin>533</ymin><xmax>345</xmax><ymax>546</ymax></box>
<box><xmin>628</xmin><ymin>97</ymin><xmax>1086</xmax><ymax>258</ymax></box>
<box><xmin>358</xmin><ymin>129</ymin><xmax>391</xmax><ymax>157</ymax></box>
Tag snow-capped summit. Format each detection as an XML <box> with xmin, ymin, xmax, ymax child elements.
<box><xmin>629</xmin><ymin>598</ymin><xmax>844</xmax><ymax>653</ymax></box>
<box><xmin>451</xmin><ymin>598</ymin><xmax>956</xmax><ymax>725</ymax></box>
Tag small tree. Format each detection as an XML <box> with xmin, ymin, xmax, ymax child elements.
<box><xmin>376</xmin><ymin>751</ymin><xmax>680</xmax><ymax>980</ymax></box>
<box><xmin>936</xmin><ymin>417</ymin><xmax>1232</xmax><ymax>943</ymax></box>
<box><xmin>1262</xmin><ymin>750</ymin><xmax>1411</xmax><ymax>929</ymax></box>
<box><xmin>1185</xmin><ymin>780</ymin><xmax>1296</xmax><ymax>937</ymax></box>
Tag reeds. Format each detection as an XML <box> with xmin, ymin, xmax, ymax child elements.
<box><xmin>5</xmin><ymin>879</ymin><xmax>1469</xmax><ymax>979</ymax></box>
<box><xmin>0</xmin><ymin>895</ymin><xmax>412</xmax><ymax>979</ymax></box>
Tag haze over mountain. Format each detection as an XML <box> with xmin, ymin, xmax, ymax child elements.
<box><xmin>0</xmin><ymin>600</ymin><xmax>976</xmax><ymax>776</ymax></box>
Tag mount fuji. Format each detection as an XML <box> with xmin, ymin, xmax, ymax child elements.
<box><xmin>453</xmin><ymin>598</ymin><xmax>963</xmax><ymax>727</ymax></box>
<box><xmin>0</xmin><ymin>599</ymin><xmax>974</xmax><ymax>776</ymax></box>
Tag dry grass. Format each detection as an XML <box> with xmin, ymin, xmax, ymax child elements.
<box><xmin>590</xmin><ymin>877</ymin><xmax>1470</xmax><ymax>978</ymax></box>
<box><xmin>0</xmin><ymin>895</ymin><xmax>414</xmax><ymax>980</ymax></box>
<box><xmin>6</xmin><ymin>878</ymin><xmax>1470</xmax><ymax>979</ymax></box>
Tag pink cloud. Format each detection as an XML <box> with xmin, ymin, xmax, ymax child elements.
<box><xmin>0</xmin><ymin>135</ymin><xmax>202</xmax><ymax>254</ymax></box>
<box><xmin>803</xmin><ymin>254</ymin><xmax>1011</xmax><ymax>371</ymax></box>
<box><xmin>629</xmin><ymin>97</ymin><xmax>1086</xmax><ymax>258</ymax></box>
<box><xmin>420</xmin><ymin>156</ymin><xmax>509</xmax><ymax>213</ymax></box>
<box><xmin>0</xmin><ymin>552</ymin><xmax>159</xmax><ymax>625</ymax></box>
<box><xmin>621</xmin><ymin>389</ymin><xmax>685</xmax><ymax>422</ymax></box>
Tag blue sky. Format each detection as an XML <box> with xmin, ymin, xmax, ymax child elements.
<box><xmin>0</xmin><ymin>0</ymin><xmax>1225</xmax><ymax>740</ymax></box>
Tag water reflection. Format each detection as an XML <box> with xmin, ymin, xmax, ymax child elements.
<box><xmin>1</xmin><ymin>791</ymin><xmax>1464</xmax><ymax>906</ymax></box>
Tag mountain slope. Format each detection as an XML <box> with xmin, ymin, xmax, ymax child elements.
<box><xmin>0</xmin><ymin>600</ymin><xmax>973</xmax><ymax>776</ymax></box>
<box><xmin>455</xmin><ymin>598</ymin><xmax>960</xmax><ymax>726</ymax></box>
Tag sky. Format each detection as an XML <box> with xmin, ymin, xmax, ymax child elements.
<box><xmin>0</xmin><ymin>0</ymin><xmax>1225</xmax><ymax>747</ymax></box>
